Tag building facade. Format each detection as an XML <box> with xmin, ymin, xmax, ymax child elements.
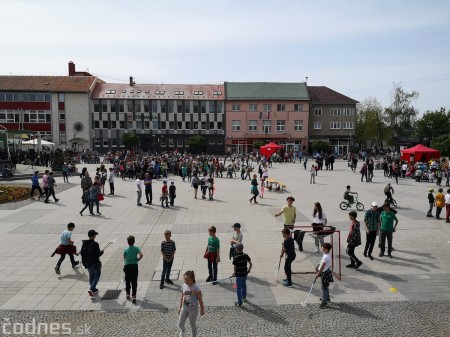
<box><xmin>0</xmin><ymin>62</ymin><xmax>100</xmax><ymax>150</ymax></box>
<box><xmin>90</xmin><ymin>82</ymin><xmax>225</xmax><ymax>153</ymax></box>
<box><xmin>307</xmin><ymin>86</ymin><xmax>358</xmax><ymax>156</ymax></box>
<box><xmin>224</xmin><ymin>82</ymin><xmax>310</xmax><ymax>155</ymax></box>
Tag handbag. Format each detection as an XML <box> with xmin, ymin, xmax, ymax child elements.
<box><xmin>97</xmin><ymin>193</ymin><xmax>104</xmax><ymax>201</ymax></box>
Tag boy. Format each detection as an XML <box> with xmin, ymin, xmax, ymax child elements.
<box><xmin>123</xmin><ymin>236</ymin><xmax>143</xmax><ymax>303</ymax></box>
<box><xmin>161</xmin><ymin>180</ymin><xmax>169</xmax><ymax>207</ymax></box>
<box><xmin>81</xmin><ymin>230</ymin><xmax>103</xmax><ymax>297</ymax></box>
<box><xmin>379</xmin><ymin>202</ymin><xmax>399</xmax><ymax>258</ymax></box>
<box><xmin>232</xmin><ymin>243</ymin><xmax>252</xmax><ymax>307</ymax></box>
<box><xmin>204</xmin><ymin>226</ymin><xmax>220</xmax><ymax>284</ymax></box>
<box><xmin>435</xmin><ymin>187</ymin><xmax>445</xmax><ymax>220</ymax></box>
<box><xmin>275</xmin><ymin>196</ymin><xmax>296</xmax><ymax>232</ymax></box>
<box><xmin>346</xmin><ymin>211</ymin><xmax>362</xmax><ymax>269</ymax></box>
<box><xmin>53</xmin><ymin>222</ymin><xmax>78</xmax><ymax>274</ymax></box>
<box><xmin>316</xmin><ymin>242</ymin><xmax>334</xmax><ymax>308</ymax></box>
<box><xmin>108</xmin><ymin>167</ymin><xmax>115</xmax><ymax>195</ymax></box>
<box><xmin>169</xmin><ymin>181</ymin><xmax>176</xmax><ymax>207</ymax></box>
<box><xmin>280</xmin><ymin>228</ymin><xmax>296</xmax><ymax>287</ymax></box>
<box><xmin>229</xmin><ymin>223</ymin><xmax>243</xmax><ymax>259</ymax></box>
<box><xmin>427</xmin><ymin>188</ymin><xmax>435</xmax><ymax>217</ymax></box>
<box><xmin>160</xmin><ymin>230</ymin><xmax>176</xmax><ymax>289</ymax></box>
<box><xmin>45</xmin><ymin>171</ymin><xmax>59</xmax><ymax>203</ymax></box>
<box><xmin>30</xmin><ymin>171</ymin><xmax>44</xmax><ymax>199</ymax></box>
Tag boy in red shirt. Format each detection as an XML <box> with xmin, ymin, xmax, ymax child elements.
<box><xmin>161</xmin><ymin>181</ymin><xmax>169</xmax><ymax>208</ymax></box>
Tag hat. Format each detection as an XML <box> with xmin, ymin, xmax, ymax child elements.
<box><xmin>232</xmin><ymin>223</ymin><xmax>241</xmax><ymax>228</ymax></box>
<box><xmin>371</xmin><ymin>201</ymin><xmax>378</xmax><ymax>207</ymax></box>
<box><xmin>88</xmin><ymin>230</ymin><xmax>98</xmax><ymax>237</ymax></box>
<box><xmin>429</xmin><ymin>188</ymin><xmax>434</xmax><ymax>192</ymax></box>
<box><xmin>67</xmin><ymin>222</ymin><xmax>76</xmax><ymax>228</ymax></box>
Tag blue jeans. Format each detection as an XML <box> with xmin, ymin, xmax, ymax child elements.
<box><xmin>89</xmin><ymin>199</ymin><xmax>100</xmax><ymax>213</ymax></box>
<box><xmin>161</xmin><ymin>260</ymin><xmax>173</xmax><ymax>284</ymax></box>
<box><xmin>236</xmin><ymin>275</ymin><xmax>247</xmax><ymax>305</ymax></box>
<box><xmin>137</xmin><ymin>191</ymin><xmax>142</xmax><ymax>205</ymax></box>
<box><xmin>87</xmin><ymin>262</ymin><xmax>102</xmax><ymax>291</ymax></box>
<box><xmin>321</xmin><ymin>284</ymin><xmax>330</xmax><ymax>303</ymax></box>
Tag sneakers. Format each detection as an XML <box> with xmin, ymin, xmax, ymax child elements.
<box><xmin>234</xmin><ymin>302</ymin><xmax>243</xmax><ymax>307</ymax></box>
<box><xmin>282</xmin><ymin>281</ymin><xmax>293</xmax><ymax>287</ymax></box>
<box><xmin>97</xmin><ymin>212</ymin><xmax>102</xmax><ymax>215</ymax></box>
<box><xmin>314</xmin><ymin>248</ymin><xmax>320</xmax><ymax>253</ymax></box>
<box><xmin>88</xmin><ymin>290</ymin><xmax>94</xmax><ymax>297</ymax></box>
<box><xmin>165</xmin><ymin>279</ymin><xmax>174</xmax><ymax>285</ymax></box>
<box><xmin>346</xmin><ymin>264</ymin><xmax>356</xmax><ymax>268</ymax></box>
<box><xmin>55</xmin><ymin>199</ymin><xmax>60</xmax><ymax>202</ymax></box>
<box><xmin>355</xmin><ymin>261</ymin><xmax>363</xmax><ymax>270</ymax></box>
<box><xmin>206</xmin><ymin>276</ymin><xmax>212</xmax><ymax>282</ymax></box>
<box><xmin>320</xmin><ymin>298</ymin><xmax>331</xmax><ymax>302</ymax></box>
<box><xmin>126</xmin><ymin>293</ymin><xmax>131</xmax><ymax>300</ymax></box>
<box><xmin>132</xmin><ymin>297</ymin><xmax>136</xmax><ymax>304</ymax></box>
<box><xmin>242</xmin><ymin>298</ymin><xmax>247</xmax><ymax>302</ymax></box>
<box><xmin>72</xmin><ymin>261</ymin><xmax>80</xmax><ymax>268</ymax></box>
<box><xmin>92</xmin><ymin>290</ymin><xmax>98</xmax><ymax>296</ymax></box>
<box><xmin>369</xmin><ymin>255</ymin><xmax>374</xmax><ymax>260</ymax></box>
<box><xmin>388</xmin><ymin>254</ymin><xmax>393</xmax><ymax>258</ymax></box>
<box><xmin>319</xmin><ymin>302</ymin><xmax>328</xmax><ymax>309</ymax></box>
<box><xmin>160</xmin><ymin>284</ymin><xmax>164</xmax><ymax>289</ymax></box>
<box><xmin>282</xmin><ymin>279</ymin><xmax>288</xmax><ymax>282</ymax></box>
<box><xmin>379</xmin><ymin>253</ymin><xmax>384</xmax><ymax>257</ymax></box>
<box><xmin>54</xmin><ymin>267</ymin><xmax>60</xmax><ymax>274</ymax></box>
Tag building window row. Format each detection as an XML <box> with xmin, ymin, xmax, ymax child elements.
<box><xmin>94</xmin><ymin>120</ymin><xmax>223</xmax><ymax>130</ymax></box>
<box><xmin>330</xmin><ymin>108</ymin><xmax>355</xmax><ymax>116</ymax></box>
<box><xmin>232</xmin><ymin>120</ymin><xmax>304</xmax><ymax>132</ymax></box>
<box><xmin>0</xmin><ymin>92</ymin><xmax>51</xmax><ymax>102</ymax></box>
<box><xmin>94</xmin><ymin>100</ymin><xmax>224</xmax><ymax>114</ymax></box>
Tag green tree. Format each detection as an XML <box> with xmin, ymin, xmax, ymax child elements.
<box><xmin>356</xmin><ymin>97</ymin><xmax>387</xmax><ymax>148</ymax></box>
<box><xmin>384</xmin><ymin>84</ymin><xmax>419</xmax><ymax>138</ymax></box>
<box><xmin>415</xmin><ymin>108</ymin><xmax>450</xmax><ymax>141</ymax></box>
<box><xmin>121</xmin><ymin>132</ymin><xmax>139</xmax><ymax>149</ymax></box>
<box><xmin>431</xmin><ymin>134</ymin><xmax>450</xmax><ymax>157</ymax></box>
<box><xmin>310</xmin><ymin>140</ymin><xmax>331</xmax><ymax>154</ymax></box>
<box><xmin>252</xmin><ymin>141</ymin><xmax>265</xmax><ymax>149</ymax></box>
<box><xmin>186</xmin><ymin>135</ymin><xmax>205</xmax><ymax>151</ymax></box>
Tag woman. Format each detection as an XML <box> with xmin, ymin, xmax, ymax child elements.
<box><xmin>312</xmin><ymin>202</ymin><xmax>327</xmax><ymax>252</ymax></box>
<box><xmin>249</xmin><ymin>174</ymin><xmax>259</xmax><ymax>204</ymax></box>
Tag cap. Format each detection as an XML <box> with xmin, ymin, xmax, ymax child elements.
<box><xmin>232</xmin><ymin>223</ymin><xmax>241</xmax><ymax>228</ymax></box>
<box><xmin>88</xmin><ymin>230</ymin><xmax>98</xmax><ymax>237</ymax></box>
<box><xmin>429</xmin><ymin>188</ymin><xmax>434</xmax><ymax>192</ymax></box>
<box><xmin>67</xmin><ymin>222</ymin><xmax>76</xmax><ymax>228</ymax></box>
<box><xmin>371</xmin><ymin>201</ymin><xmax>378</xmax><ymax>207</ymax></box>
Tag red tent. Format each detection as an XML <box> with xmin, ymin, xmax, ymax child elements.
<box><xmin>260</xmin><ymin>142</ymin><xmax>283</xmax><ymax>157</ymax></box>
<box><xmin>400</xmin><ymin>144</ymin><xmax>441</xmax><ymax>163</ymax></box>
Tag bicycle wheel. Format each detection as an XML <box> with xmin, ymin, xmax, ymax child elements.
<box><xmin>356</xmin><ymin>202</ymin><xmax>365</xmax><ymax>211</ymax></box>
<box><xmin>391</xmin><ymin>198</ymin><xmax>397</xmax><ymax>207</ymax></box>
<box><xmin>339</xmin><ymin>202</ymin><xmax>349</xmax><ymax>210</ymax></box>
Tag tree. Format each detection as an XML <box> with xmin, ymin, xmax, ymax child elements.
<box><xmin>310</xmin><ymin>140</ymin><xmax>331</xmax><ymax>154</ymax></box>
<box><xmin>121</xmin><ymin>132</ymin><xmax>139</xmax><ymax>149</ymax></box>
<box><xmin>186</xmin><ymin>135</ymin><xmax>205</xmax><ymax>151</ymax></box>
<box><xmin>51</xmin><ymin>148</ymin><xmax>64</xmax><ymax>171</ymax></box>
<box><xmin>415</xmin><ymin>108</ymin><xmax>450</xmax><ymax>141</ymax></box>
<box><xmin>252</xmin><ymin>141</ymin><xmax>265</xmax><ymax>149</ymax></box>
<box><xmin>431</xmin><ymin>134</ymin><xmax>450</xmax><ymax>157</ymax></box>
<box><xmin>355</xmin><ymin>97</ymin><xmax>387</xmax><ymax>148</ymax></box>
<box><xmin>384</xmin><ymin>84</ymin><xmax>419</xmax><ymax>138</ymax></box>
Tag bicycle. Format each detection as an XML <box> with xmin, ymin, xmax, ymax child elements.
<box><xmin>339</xmin><ymin>193</ymin><xmax>365</xmax><ymax>211</ymax></box>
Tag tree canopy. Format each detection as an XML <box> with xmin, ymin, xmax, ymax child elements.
<box><xmin>121</xmin><ymin>132</ymin><xmax>139</xmax><ymax>149</ymax></box>
<box><xmin>431</xmin><ymin>134</ymin><xmax>450</xmax><ymax>157</ymax></box>
<box><xmin>186</xmin><ymin>135</ymin><xmax>205</xmax><ymax>151</ymax></box>
<box><xmin>415</xmin><ymin>108</ymin><xmax>450</xmax><ymax>141</ymax></box>
<box><xmin>356</xmin><ymin>97</ymin><xmax>387</xmax><ymax>148</ymax></box>
<box><xmin>311</xmin><ymin>140</ymin><xmax>331</xmax><ymax>154</ymax></box>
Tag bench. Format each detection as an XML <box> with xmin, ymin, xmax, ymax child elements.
<box><xmin>266</xmin><ymin>177</ymin><xmax>287</xmax><ymax>191</ymax></box>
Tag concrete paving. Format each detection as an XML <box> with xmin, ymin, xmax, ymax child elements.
<box><xmin>0</xmin><ymin>159</ymin><xmax>449</xmax><ymax>335</ymax></box>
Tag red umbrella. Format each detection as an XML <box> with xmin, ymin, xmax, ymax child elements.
<box><xmin>260</xmin><ymin>142</ymin><xmax>283</xmax><ymax>157</ymax></box>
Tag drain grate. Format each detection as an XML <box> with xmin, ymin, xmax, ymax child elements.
<box><xmin>101</xmin><ymin>289</ymin><xmax>122</xmax><ymax>300</ymax></box>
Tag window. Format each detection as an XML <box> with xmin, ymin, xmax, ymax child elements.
<box><xmin>209</xmin><ymin>101</ymin><xmax>216</xmax><ymax>114</ymax></box>
<box><xmin>277</xmin><ymin>104</ymin><xmax>286</xmax><ymax>112</ymax></box>
<box><xmin>343</xmin><ymin>108</ymin><xmax>355</xmax><ymax>116</ymax></box>
<box><xmin>294</xmin><ymin>120</ymin><xmax>303</xmax><ymax>131</ymax></box>
<box><xmin>169</xmin><ymin>121</ymin><xmax>175</xmax><ymax>130</ymax></box>
<box><xmin>151</xmin><ymin>101</ymin><xmax>157</xmax><ymax>113</ymax></box>
<box><xmin>217</xmin><ymin>103</ymin><xmax>223</xmax><ymax>114</ymax></box>
<box><xmin>178</xmin><ymin>122</ymin><xmax>183</xmax><ymax>130</ymax></box>
<box><xmin>0</xmin><ymin>110</ymin><xmax>18</xmax><ymax>122</ymax></box>
<box><xmin>193</xmin><ymin>102</ymin><xmax>199</xmax><ymax>114</ymax></box>
<box><xmin>60</xmin><ymin>132</ymin><xmax>66</xmax><ymax>144</ymax></box>
<box><xmin>23</xmin><ymin>110</ymin><xmax>51</xmax><ymax>123</ymax></box>
<box><xmin>168</xmin><ymin>138</ymin><xmax>174</xmax><ymax>147</ymax></box>
<box><xmin>248</xmin><ymin>120</ymin><xmax>257</xmax><ymax>132</ymax></box>
<box><xmin>263</xmin><ymin>104</ymin><xmax>272</xmax><ymax>111</ymax></box>
<box><xmin>103</xmin><ymin>139</ymin><xmax>109</xmax><ymax>147</ymax></box>
<box><xmin>175</xmin><ymin>91</ymin><xmax>184</xmax><ymax>95</ymax></box>
<box><xmin>161</xmin><ymin>101</ymin><xmax>167</xmax><ymax>113</ymax></box>
<box><xmin>36</xmin><ymin>93</ymin><xmax>45</xmax><ymax>101</ymax></box>
<box><xmin>103</xmin><ymin>121</ymin><xmax>108</xmax><ymax>129</ymax></box>
<box><xmin>209</xmin><ymin>139</ymin><xmax>215</xmax><ymax>145</ymax></box>
<box><xmin>152</xmin><ymin>121</ymin><xmax>158</xmax><ymax>129</ymax></box>
<box><xmin>314</xmin><ymin>108</ymin><xmax>322</xmax><ymax>116</ymax></box>
<box><xmin>186</xmin><ymin>121</ymin><xmax>191</xmax><ymax>129</ymax></box>
<box><xmin>93</xmin><ymin>100</ymin><xmax>100</xmax><ymax>113</ymax></box>
<box><xmin>231</xmin><ymin>120</ymin><xmax>241</xmax><ymax>131</ymax></box>
<box><xmin>314</xmin><ymin>121</ymin><xmax>322</xmax><ymax>129</ymax></box>
<box><xmin>263</xmin><ymin>120</ymin><xmax>271</xmax><ymax>132</ymax></box>
<box><xmin>193</xmin><ymin>122</ymin><xmax>199</xmax><ymax>130</ymax></box>
<box><xmin>276</xmin><ymin>120</ymin><xmax>285</xmax><ymax>131</ymax></box>
<box><xmin>135</xmin><ymin>102</ymin><xmax>141</xmax><ymax>113</ymax></box>
<box><xmin>111</xmin><ymin>121</ymin><xmax>117</xmax><ymax>128</ymax></box>
<box><xmin>194</xmin><ymin>91</ymin><xmax>203</xmax><ymax>95</ymax></box>
<box><xmin>201</xmin><ymin>101</ymin><xmax>206</xmax><ymax>114</ymax></box>
<box><xmin>161</xmin><ymin>121</ymin><xmax>166</xmax><ymax>129</ymax></box>
<box><xmin>177</xmin><ymin>139</ymin><xmax>183</xmax><ymax>147</ymax></box>
<box><xmin>169</xmin><ymin>101</ymin><xmax>175</xmax><ymax>113</ymax></box>
<box><xmin>294</xmin><ymin>104</ymin><xmax>303</xmax><ymax>111</ymax></box>
<box><xmin>249</xmin><ymin>104</ymin><xmax>258</xmax><ymax>111</ymax></box>
<box><xmin>201</xmin><ymin>122</ymin><xmax>207</xmax><ymax>130</ymax></box>
<box><xmin>342</xmin><ymin>122</ymin><xmax>354</xmax><ymax>129</ymax></box>
<box><xmin>330</xmin><ymin>108</ymin><xmax>342</xmax><ymax>116</ymax></box>
<box><xmin>144</xmin><ymin>103</ymin><xmax>149</xmax><ymax>113</ymax></box>
<box><xmin>217</xmin><ymin>122</ymin><xmax>222</xmax><ymax>130</ymax></box>
<box><xmin>119</xmin><ymin>101</ymin><xmax>125</xmax><ymax>112</ymax></box>
<box><xmin>330</xmin><ymin>122</ymin><xmax>341</xmax><ymax>129</ymax></box>
<box><xmin>59</xmin><ymin>111</ymin><xmax>65</xmax><ymax>121</ymax></box>
<box><xmin>94</xmin><ymin>121</ymin><xmax>100</xmax><ymax>129</ymax></box>
<box><xmin>111</xmin><ymin>102</ymin><xmax>117</xmax><ymax>113</ymax></box>
<box><xmin>0</xmin><ymin>92</ymin><xmax>5</xmax><ymax>101</ymax></box>
<box><xmin>209</xmin><ymin>122</ymin><xmax>214</xmax><ymax>130</ymax></box>
<box><xmin>120</xmin><ymin>121</ymin><xmax>125</xmax><ymax>128</ymax></box>
<box><xmin>58</xmin><ymin>93</ymin><xmax>65</xmax><ymax>102</ymax></box>
<box><xmin>217</xmin><ymin>138</ymin><xmax>223</xmax><ymax>145</ymax></box>
<box><xmin>231</xmin><ymin>104</ymin><xmax>240</xmax><ymax>111</ymax></box>
<box><xmin>102</xmin><ymin>103</ymin><xmax>108</xmax><ymax>113</ymax></box>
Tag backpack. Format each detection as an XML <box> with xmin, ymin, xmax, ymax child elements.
<box><xmin>200</xmin><ymin>178</ymin><xmax>206</xmax><ymax>186</ymax></box>
<box><xmin>80</xmin><ymin>241</ymin><xmax>94</xmax><ymax>268</ymax></box>
<box><xmin>351</xmin><ymin>221</ymin><xmax>361</xmax><ymax>246</ymax></box>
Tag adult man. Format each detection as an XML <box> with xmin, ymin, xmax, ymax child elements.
<box><xmin>144</xmin><ymin>172</ymin><xmax>152</xmax><ymax>204</ymax></box>
<box><xmin>136</xmin><ymin>174</ymin><xmax>143</xmax><ymax>206</ymax></box>
<box><xmin>108</xmin><ymin>167</ymin><xmax>115</xmax><ymax>195</ymax></box>
<box><xmin>363</xmin><ymin>202</ymin><xmax>380</xmax><ymax>260</ymax></box>
<box><xmin>81</xmin><ymin>171</ymin><xmax>93</xmax><ymax>198</ymax></box>
<box><xmin>379</xmin><ymin>202</ymin><xmax>399</xmax><ymax>258</ymax></box>
<box><xmin>81</xmin><ymin>230</ymin><xmax>104</xmax><ymax>297</ymax></box>
<box><xmin>53</xmin><ymin>222</ymin><xmax>79</xmax><ymax>274</ymax></box>
<box><xmin>445</xmin><ymin>188</ymin><xmax>450</xmax><ymax>223</ymax></box>
<box><xmin>384</xmin><ymin>183</ymin><xmax>394</xmax><ymax>203</ymax></box>
<box><xmin>275</xmin><ymin>196</ymin><xmax>296</xmax><ymax>231</ymax></box>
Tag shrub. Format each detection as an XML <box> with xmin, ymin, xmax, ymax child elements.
<box><xmin>0</xmin><ymin>185</ymin><xmax>31</xmax><ymax>203</ymax></box>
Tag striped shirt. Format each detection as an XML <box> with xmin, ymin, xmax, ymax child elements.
<box><xmin>161</xmin><ymin>240</ymin><xmax>176</xmax><ymax>259</ymax></box>
<box><xmin>364</xmin><ymin>209</ymin><xmax>380</xmax><ymax>232</ymax></box>
<box><xmin>232</xmin><ymin>253</ymin><xmax>251</xmax><ymax>277</ymax></box>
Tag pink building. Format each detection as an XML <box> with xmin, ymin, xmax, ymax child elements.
<box><xmin>224</xmin><ymin>82</ymin><xmax>309</xmax><ymax>155</ymax></box>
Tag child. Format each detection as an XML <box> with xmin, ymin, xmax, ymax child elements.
<box><xmin>123</xmin><ymin>235</ymin><xmax>143</xmax><ymax>304</ymax></box>
<box><xmin>260</xmin><ymin>178</ymin><xmax>265</xmax><ymax>198</ymax></box>
<box><xmin>435</xmin><ymin>187</ymin><xmax>445</xmax><ymax>219</ymax></box>
<box><xmin>204</xmin><ymin>226</ymin><xmax>220</xmax><ymax>284</ymax></box>
<box><xmin>160</xmin><ymin>230</ymin><xmax>176</xmax><ymax>289</ymax></box>
<box><xmin>169</xmin><ymin>181</ymin><xmax>176</xmax><ymax>207</ymax></box>
<box><xmin>316</xmin><ymin>242</ymin><xmax>334</xmax><ymax>308</ymax></box>
<box><xmin>427</xmin><ymin>188</ymin><xmax>435</xmax><ymax>217</ymax></box>
<box><xmin>178</xmin><ymin>270</ymin><xmax>205</xmax><ymax>337</ymax></box>
<box><xmin>232</xmin><ymin>243</ymin><xmax>252</xmax><ymax>307</ymax></box>
<box><xmin>207</xmin><ymin>175</ymin><xmax>214</xmax><ymax>200</ymax></box>
<box><xmin>310</xmin><ymin>164</ymin><xmax>316</xmax><ymax>184</ymax></box>
<box><xmin>229</xmin><ymin>223</ymin><xmax>243</xmax><ymax>259</ymax></box>
<box><xmin>161</xmin><ymin>180</ymin><xmax>169</xmax><ymax>208</ymax></box>
<box><xmin>346</xmin><ymin>211</ymin><xmax>362</xmax><ymax>269</ymax></box>
<box><xmin>280</xmin><ymin>228</ymin><xmax>296</xmax><ymax>287</ymax></box>
<box><xmin>200</xmin><ymin>175</ymin><xmax>207</xmax><ymax>199</ymax></box>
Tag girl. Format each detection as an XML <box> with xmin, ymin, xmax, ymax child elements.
<box><xmin>310</xmin><ymin>164</ymin><xmax>316</xmax><ymax>184</ymax></box>
<box><xmin>312</xmin><ymin>202</ymin><xmax>327</xmax><ymax>252</ymax></box>
<box><xmin>249</xmin><ymin>174</ymin><xmax>259</xmax><ymax>204</ymax></box>
<box><xmin>316</xmin><ymin>243</ymin><xmax>334</xmax><ymax>308</ymax></box>
<box><xmin>259</xmin><ymin>177</ymin><xmax>265</xmax><ymax>198</ymax></box>
<box><xmin>178</xmin><ymin>271</ymin><xmax>205</xmax><ymax>337</ymax></box>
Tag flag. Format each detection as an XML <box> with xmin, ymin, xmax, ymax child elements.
<box><xmin>259</xmin><ymin>111</ymin><xmax>262</xmax><ymax>119</ymax></box>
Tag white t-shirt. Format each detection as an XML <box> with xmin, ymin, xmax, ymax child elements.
<box><xmin>60</xmin><ymin>230</ymin><xmax>72</xmax><ymax>245</ymax></box>
<box><xmin>231</xmin><ymin>231</ymin><xmax>243</xmax><ymax>247</ymax></box>
<box><xmin>181</xmin><ymin>283</ymin><xmax>200</xmax><ymax>308</ymax></box>
<box><xmin>313</xmin><ymin>211</ymin><xmax>327</xmax><ymax>224</ymax></box>
<box><xmin>401</xmin><ymin>164</ymin><xmax>407</xmax><ymax>171</ymax></box>
<box><xmin>320</xmin><ymin>253</ymin><xmax>332</xmax><ymax>272</ymax></box>
<box><xmin>445</xmin><ymin>193</ymin><xmax>450</xmax><ymax>204</ymax></box>
<box><xmin>135</xmin><ymin>178</ymin><xmax>142</xmax><ymax>192</ymax></box>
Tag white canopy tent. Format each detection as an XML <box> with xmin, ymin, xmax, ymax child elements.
<box><xmin>22</xmin><ymin>139</ymin><xmax>55</xmax><ymax>150</ymax></box>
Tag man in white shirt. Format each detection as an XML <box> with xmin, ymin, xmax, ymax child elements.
<box><xmin>136</xmin><ymin>175</ymin><xmax>143</xmax><ymax>206</ymax></box>
<box><xmin>445</xmin><ymin>189</ymin><xmax>450</xmax><ymax>223</ymax></box>
<box><xmin>108</xmin><ymin>168</ymin><xmax>115</xmax><ymax>195</ymax></box>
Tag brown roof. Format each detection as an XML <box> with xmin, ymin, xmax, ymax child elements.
<box><xmin>91</xmin><ymin>83</ymin><xmax>224</xmax><ymax>100</ymax></box>
<box><xmin>0</xmin><ymin>76</ymin><xmax>99</xmax><ymax>92</ymax></box>
<box><xmin>308</xmin><ymin>86</ymin><xmax>358</xmax><ymax>104</ymax></box>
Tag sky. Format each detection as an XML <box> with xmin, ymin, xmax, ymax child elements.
<box><xmin>1</xmin><ymin>0</ymin><xmax>449</xmax><ymax>114</ymax></box>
